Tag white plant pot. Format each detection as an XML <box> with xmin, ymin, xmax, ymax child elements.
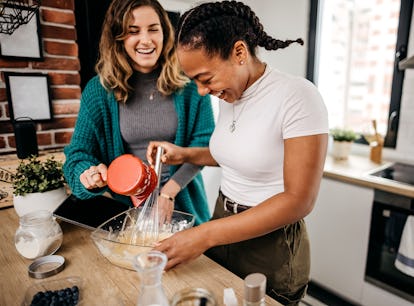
<box><xmin>331</xmin><ymin>141</ymin><xmax>353</xmax><ymax>160</ymax></box>
<box><xmin>13</xmin><ymin>187</ymin><xmax>67</xmax><ymax>217</ymax></box>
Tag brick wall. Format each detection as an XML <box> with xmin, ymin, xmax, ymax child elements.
<box><xmin>0</xmin><ymin>0</ymin><xmax>80</xmax><ymax>155</ymax></box>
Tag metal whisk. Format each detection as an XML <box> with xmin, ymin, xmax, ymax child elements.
<box><xmin>130</xmin><ymin>146</ymin><xmax>164</xmax><ymax>245</ymax></box>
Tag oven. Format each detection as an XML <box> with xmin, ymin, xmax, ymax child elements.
<box><xmin>365</xmin><ymin>188</ymin><xmax>414</xmax><ymax>303</ymax></box>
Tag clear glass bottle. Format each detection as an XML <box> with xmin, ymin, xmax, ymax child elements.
<box><xmin>133</xmin><ymin>250</ymin><xmax>169</xmax><ymax>306</ymax></box>
<box><xmin>15</xmin><ymin>210</ymin><xmax>63</xmax><ymax>259</ymax></box>
<box><xmin>243</xmin><ymin>273</ymin><xmax>266</xmax><ymax>306</ymax></box>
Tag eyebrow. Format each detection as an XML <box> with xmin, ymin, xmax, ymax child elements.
<box><xmin>128</xmin><ymin>23</ymin><xmax>161</xmax><ymax>29</ymax></box>
<box><xmin>190</xmin><ymin>72</ymin><xmax>211</xmax><ymax>81</ymax></box>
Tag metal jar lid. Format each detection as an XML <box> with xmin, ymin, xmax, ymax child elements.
<box><xmin>28</xmin><ymin>255</ymin><xmax>65</xmax><ymax>279</ymax></box>
<box><xmin>107</xmin><ymin>154</ymin><xmax>157</xmax><ymax>204</ymax></box>
<box><xmin>171</xmin><ymin>287</ymin><xmax>217</xmax><ymax>306</ymax></box>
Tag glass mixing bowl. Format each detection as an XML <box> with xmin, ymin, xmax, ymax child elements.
<box><xmin>91</xmin><ymin>207</ymin><xmax>194</xmax><ymax>270</ymax></box>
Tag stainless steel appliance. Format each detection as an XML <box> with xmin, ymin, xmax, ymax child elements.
<box><xmin>365</xmin><ymin>164</ymin><xmax>414</xmax><ymax>303</ymax></box>
<box><xmin>369</xmin><ymin>162</ymin><xmax>414</xmax><ymax>186</ymax></box>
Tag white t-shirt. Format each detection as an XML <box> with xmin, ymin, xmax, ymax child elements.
<box><xmin>209</xmin><ymin>66</ymin><xmax>328</xmax><ymax>206</ymax></box>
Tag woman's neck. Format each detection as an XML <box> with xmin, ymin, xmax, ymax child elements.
<box><xmin>245</xmin><ymin>60</ymin><xmax>267</xmax><ymax>90</ymax></box>
<box><xmin>244</xmin><ymin>60</ymin><xmax>266</xmax><ymax>90</ymax></box>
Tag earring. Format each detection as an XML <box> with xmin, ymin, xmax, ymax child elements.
<box><xmin>240</xmin><ymin>60</ymin><xmax>244</xmax><ymax>65</ymax></box>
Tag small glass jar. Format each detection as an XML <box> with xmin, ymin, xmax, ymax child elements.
<box><xmin>15</xmin><ymin>210</ymin><xmax>63</xmax><ymax>259</ymax></box>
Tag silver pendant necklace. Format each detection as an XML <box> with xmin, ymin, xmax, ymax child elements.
<box><xmin>229</xmin><ymin>120</ymin><xmax>236</xmax><ymax>133</ymax></box>
<box><xmin>149</xmin><ymin>90</ymin><xmax>155</xmax><ymax>101</ymax></box>
<box><xmin>144</xmin><ymin>76</ymin><xmax>158</xmax><ymax>101</ymax></box>
<box><xmin>229</xmin><ymin>102</ymin><xmax>248</xmax><ymax>133</ymax></box>
<box><xmin>148</xmin><ymin>84</ymin><xmax>158</xmax><ymax>101</ymax></box>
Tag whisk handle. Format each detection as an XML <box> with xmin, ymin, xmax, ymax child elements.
<box><xmin>154</xmin><ymin>146</ymin><xmax>164</xmax><ymax>189</ymax></box>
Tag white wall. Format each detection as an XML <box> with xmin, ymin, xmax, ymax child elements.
<box><xmin>244</xmin><ymin>0</ymin><xmax>310</xmax><ymax>77</ymax></box>
<box><xmin>160</xmin><ymin>0</ymin><xmax>310</xmax><ymax>77</ymax></box>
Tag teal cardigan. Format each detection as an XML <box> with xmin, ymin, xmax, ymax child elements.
<box><xmin>63</xmin><ymin>76</ymin><xmax>215</xmax><ymax>225</ymax></box>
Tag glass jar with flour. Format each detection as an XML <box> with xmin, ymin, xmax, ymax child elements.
<box><xmin>15</xmin><ymin>210</ymin><xmax>63</xmax><ymax>259</ymax></box>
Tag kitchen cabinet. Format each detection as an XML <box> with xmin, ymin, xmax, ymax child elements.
<box><xmin>305</xmin><ymin>177</ymin><xmax>374</xmax><ymax>304</ymax></box>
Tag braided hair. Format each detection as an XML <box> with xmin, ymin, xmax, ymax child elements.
<box><xmin>177</xmin><ymin>1</ymin><xmax>303</xmax><ymax>59</ymax></box>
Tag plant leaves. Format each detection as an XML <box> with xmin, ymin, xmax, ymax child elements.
<box><xmin>12</xmin><ymin>155</ymin><xmax>65</xmax><ymax>196</ymax></box>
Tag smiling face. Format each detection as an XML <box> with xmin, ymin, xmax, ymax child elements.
<box><xmin>123</xmin><ymin>6</ymin><xmax>164</xmax><ymax>73</ymax></box>
<box><xmin>177</xmin><ymin>44</ymin><xmax>250</xmax><ymax>103</ymax></box>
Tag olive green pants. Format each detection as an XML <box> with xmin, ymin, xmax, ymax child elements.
<box><xmin>205</xmin><ymin>195</ymin><xmax>310</xmax><ymax>306</ymax></box>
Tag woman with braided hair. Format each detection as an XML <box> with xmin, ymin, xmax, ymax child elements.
<box><xmin>147</xmin><ymin>1</ymin><xmax>328</xmax><ymax>304</ymax></box>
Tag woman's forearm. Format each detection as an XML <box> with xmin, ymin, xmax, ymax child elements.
<box><xmin>184</xmin><ymin>147</ymin><xmax>218</xmax><ymax>166</ymax></box>
<box><xmin>147</xmin><ymin>141</ymin><xmax>218</xmax><ymax>167</ymax></box>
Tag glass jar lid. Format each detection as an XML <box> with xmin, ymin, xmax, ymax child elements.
<box><xmin>171</xmin><ymin>287</ymin><xmax>217</xmax><ymax>306</ymax></box>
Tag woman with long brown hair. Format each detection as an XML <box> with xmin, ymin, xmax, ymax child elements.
<box><xmin>64</xmin><ymin>0</ymin><xmax>215</xmax><ymax>225</ymax></box>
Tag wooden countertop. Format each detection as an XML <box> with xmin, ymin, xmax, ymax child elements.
<box><xmin>0</xmin><ymin>207</ymin><xmax>280</xmax><ymax>305</ymax></box>
<box><xmin>323</xmin><ymin>154</ymin><xmax>414</xmax><ymax>198</ymax></box>
<box><xmin>0</xmin><ymin>151</ymin><xmax>280</xmax><ymax>305</ymax></box>
<box><xmin>1</xmin><ymin>150</ymin><xmax>412</xmax><ymax>304</ymax></box>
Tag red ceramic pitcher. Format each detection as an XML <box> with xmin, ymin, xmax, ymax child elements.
<box><xmin>107</xmin><ymin>154</ymin><xmax>157</xmax><ymax>207</ymax></box>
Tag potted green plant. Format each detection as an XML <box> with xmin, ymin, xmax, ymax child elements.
<box><xmin>12</xmin><ymin>155</ymin><xmax>67</xmax><ymax>217</ymax></box>
<box><xmin>330</xmin><ymin>128</ymin><xmax>359</xmax><ymax>160</ymax></box>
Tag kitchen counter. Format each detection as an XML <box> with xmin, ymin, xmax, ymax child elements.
<box><xmin>0</xmin><ymin>207</ymin><xmax>280</xmax><ymax>305</ymax></box>
<box><xmin>2</xmin><ymin>150</ymin><xmax>413</xmax><ymax>206</ymax></box>
<box><xmin>323</xmin><ymin>154</ymin><xmax>414</xmax><ymax>198</ymax></box>
<box><xmin>1</xmin><ymin>150</ymin><xmax>412</xmax><ymax>305</ymax></box>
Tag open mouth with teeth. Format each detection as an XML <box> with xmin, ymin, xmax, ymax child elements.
<box><xmin>214</xmin><ymin>90</ymin><xmax>224</xmax><ymax>98</ymax></box>
<box><xmin>136</xmin><ymin>48</ymin><xmax>155</xmax><ymax>54</ymax></box>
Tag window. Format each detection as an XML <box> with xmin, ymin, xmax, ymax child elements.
<box><xmin>307</xmin><ymin>0</ymin><xmax>413</xmax><ymax>148</ymax></box>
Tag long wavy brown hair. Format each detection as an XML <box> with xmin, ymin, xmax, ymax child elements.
<box><xmin>96</xmin><ymin>0</ymin><xmax>188</xmax><ymax>103</ymax></box>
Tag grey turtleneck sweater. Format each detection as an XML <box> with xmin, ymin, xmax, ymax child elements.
<box><xmin>119</xmin><ymin>69</ymin><xmax>200</xmax><ymax>188</ymax></box>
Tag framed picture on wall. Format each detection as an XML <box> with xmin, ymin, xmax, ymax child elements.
<box><xmin>0</xmin><ymin>4</ymin><xmax>43</xmax><ymax>60</ymax></box>
<box><xmin>5</xmin><ymin>72</ymin><xmax>53</xmax><ymax>122</ymax></box>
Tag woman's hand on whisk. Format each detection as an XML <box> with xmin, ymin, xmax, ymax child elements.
<box><xmin>80</xmin><ymin>163</ymin><xmax>108</xmax><ymax>189</ymax></box>
<box><xmin>147</xmin><ymin>141</ymin><xmax>187</xmax><ymax>166</ymax></box>
<box><xmin>153</xmin><ymin>226</ymin><xmax>210</xmax><ymax>270</ymax></box>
